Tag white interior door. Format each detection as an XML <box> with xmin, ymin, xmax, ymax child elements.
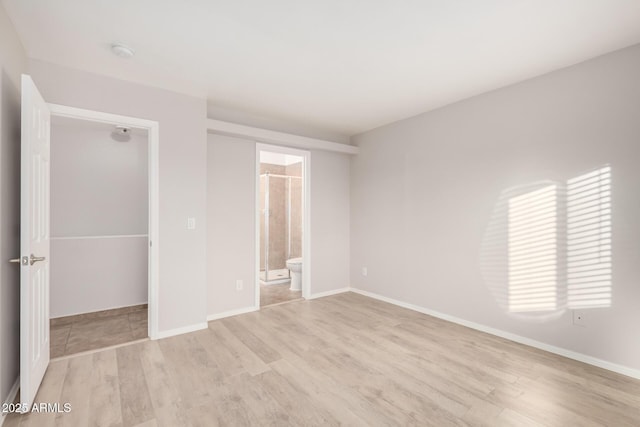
<box><xmin>20</xmin><ymin>74</ymin><xmax>51</xmax><ymax>408</ymax></box>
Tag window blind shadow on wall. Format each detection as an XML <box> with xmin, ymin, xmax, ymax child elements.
<box><xmin>480</xmin><ymin>165</ymin><xmax>612</xmax><ymax>321</ymax></box>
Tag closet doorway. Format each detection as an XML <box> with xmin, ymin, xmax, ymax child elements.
<box><xmin>47</xmin><ymin>106</ymin><xmax>159</xmax><ymax>357</ymax></box>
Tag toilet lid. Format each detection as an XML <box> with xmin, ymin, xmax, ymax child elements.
<box><xmin>287</xmin><ymin>257</ymin><xmax>302</xmax><ymax>265</ymax></box>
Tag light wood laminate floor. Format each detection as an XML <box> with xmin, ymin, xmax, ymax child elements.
<box><xmin>260</xmin><ymin>283</ymin><xmax>302</xmax><ymax>307</ymax></box>
<box><xmin>5</xmin><ymin>292</ymin><xmax>640</xmax><ymax>426</ymax></box>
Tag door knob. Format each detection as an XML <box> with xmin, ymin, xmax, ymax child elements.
<box><xmin>9</xmin><ymin>256</ymin><xmax>28</xmax><ymax>265</ymax></box>
<box><xmin>29</xmin><ymin>254</ymin><xmax>46</xmax><ymax>265</ymax></box>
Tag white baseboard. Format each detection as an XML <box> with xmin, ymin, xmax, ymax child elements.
<box><xmin>350</xmin><ymin>288</ymin><xmax>640</xmax><ymax>380</ymax></box>
<box><xmin>260</xmin><ymin>279</ymin><xmax>291</xmax><ymax>286</ymax></box>
<box><xmin>308</xmin><ymin>287</ymin><xmax>350</xmax><ymax>300</ymax></box>
<box><xmin>0</xmin><ymin>377</ymin><xmax>19</xmax><ymax>427</ymax></box>
<box><xmin>207</xmin><ymin>306</ymin><xmax>259</xmax><ymax>321</ymax></box>
<box><xmin>156</xmin><ymin>322</ymin><xmax>208</xmax><ymax>339</ymax></box>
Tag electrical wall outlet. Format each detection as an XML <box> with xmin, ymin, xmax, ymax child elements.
<box><xmin>573</xmin><ymin>310</ymin><xmax>586</xmax><ymax>327</ymax></box>
<box><xmin>236</xmin><ymin>280</ymin><xmax>243</xmax><ymax>291</ymax></box>
<box><xmin>362</xmin><ymin>267</ymin><xmax>368</xmax><ymax>277</ymax></box>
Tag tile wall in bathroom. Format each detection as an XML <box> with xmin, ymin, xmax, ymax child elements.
<box><xmin>259</xmin><ymin>162</ymin><xmax>303</xmax><ymax>272</ymax></box>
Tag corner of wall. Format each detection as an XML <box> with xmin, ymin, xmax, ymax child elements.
<box><xmin>0</xmin><ymin>1</ymin><xmax>26</xmax><ymax>411</ymax></box>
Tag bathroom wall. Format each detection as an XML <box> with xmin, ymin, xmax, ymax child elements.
<box><xmin>260</xmin><ymin>163</ymin><xmax>287</xmax><ymax>271</ymax></box>
<box><xmin>0</xmin><ymin>2</ymin><xmax>26</xmax><ymax>411</ymax></box>
<box><xmin>286</xmin><ymin>162</ymin><xmax>303</xmax><ymax>259</ymax></box>
<box><xmin>259</xmin><ymin>162</ymin><xmax>303</xmax><ymax>273</ymax></box>
<box><xmin>50</xmin><ymin>119</ymin><xmax>148</xmax><ymax>317</ymax></box>
<box><xmin>207</xmin><ymin>133</ymin><xmax>351</xmax><ymax>317</ymax></box>
<box><xmin>350</xmin><ymin>44</ymin><xmax>640</xmax><ymax>372</ymax></box>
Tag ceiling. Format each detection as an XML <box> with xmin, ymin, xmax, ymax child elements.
<box><xmin>4</xmin><ymin>1</ymin><xmax>640</xmax><ymax>137</ymax></box>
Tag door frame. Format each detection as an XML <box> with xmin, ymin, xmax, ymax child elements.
<box><xmin>48</xmin><ymin>103</ymin><xmax>160</xmax><ymax>339</ymax></box>
<box><xmin>255</xmin><ymin>143</ymin><xmax>311</xmax><ymax>307</ymax></box>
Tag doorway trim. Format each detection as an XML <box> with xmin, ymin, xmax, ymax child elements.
<box><xmin>48</xmin><ymin>103</ymin><xmax>160</xmax><ymax>340</ymax></box>
<box><xmin>255</xmin><ymin>143</ymin><xmax>311</xmax><ymax>308</ymax></box>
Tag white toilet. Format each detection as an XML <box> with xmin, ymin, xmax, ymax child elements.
<box><xmin>286</xmin><ymin>258</ymin><xmax>303</xmax><ymax>291</ymax></box>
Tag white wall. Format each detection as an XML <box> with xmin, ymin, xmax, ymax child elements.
<box><xmin>0</xmin><ymin>3</ymin><xmax>25</xmax><ymax>409</ymax></box>
<box><xmin>206</xmin><ymin>133</ymin><xmax>351</xmax><ymax>317</ymax></box>
<box><xmin>50</xmin><ymin>120</ymin><xmax>148</xmax><ymax>317</ymax></box>
<box><xmin>310</xmin><ymin>149</ymin><xmax>351</xmax><ymax>295</ymax></box>
<box><xmin>207</xmin><ymin>134</ymin><xmax>256</xmax><ymax>315</ymax></box>
<box><xmin>351</xmin><ymin>44</ymin><xmax>640</xmax><ymax>372</ymax></box>
<box><xmin>50</xmin><ymin>237</ymin><xmax>148</xmax><ymax>318</ymax></box>
<box><xmin>29</xmin><ymin>59</ymin><xmax>208</xmax><ymax>334</ymax></box>
<box><xmin>51</xmin><ymin>120</ymin><xmax>148</xmax><ymax>236</ymax></box>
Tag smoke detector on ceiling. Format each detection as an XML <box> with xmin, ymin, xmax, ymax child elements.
<box><xmin>111</xmin><ymin>125</ymin><xmax>132</xmax><ymax>142</ymax></box>
<box><xmin>115</xmin><ymin>125</ymin><xmax>131</xmax><ymax>135</ymax></box>
<box><xmin>111</xmin><ymin>43</ymin><xmax>135</xmax><ymax>59</ymax></box>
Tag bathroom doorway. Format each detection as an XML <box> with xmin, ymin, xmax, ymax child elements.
<box><xmin>256</xmin><ymin>144</ymin><xmax>310</xmax><ymax>307</ymax></box>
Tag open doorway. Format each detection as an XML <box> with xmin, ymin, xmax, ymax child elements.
<box><xmin>47</xmin><ymin>113</ymin><xmax>153</xmax><ymax>357</ymax></box>
<box><xmin>256</xmin><ymin>145</ymin><xmax>310</xmax><ymax>308</ymax></box>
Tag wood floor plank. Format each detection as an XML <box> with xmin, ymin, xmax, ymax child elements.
<box><xmin>268</xmin><ymin>359</ymin><xmax>368</xmax><ymax>426</ymax></box>
<box><xmin>188</xmin><ymin>382</ymin><xmax>253</xmax><ymax>427</ymax></box>
<box><xmin>486</xmin><ymin>381</ymin><xmax>603</xmax><ymax>426</ymax></box>
<box><xmin>254</xmin><ymin>369</ymin><xmax>342</xmax><ymax>426</ymax></box>
<box><xmin>219</xmin><ymin>315</ymin><xmax>282</xmax><ymax>364</ymax></box>
<box><xmin>225</xmin><ymin>373</ymin><xmax>292</xmax><ymax>426</ymax></box>
<box><xmin>17</xmin><ymin>359</ymin><xmax>69</xmax><ymax>427</ymax></box>
<box><xmin>194</xmin><ymin>327</ymin><xmax>246</xmax><ymax>378</ymax></box>
<box><xmin>461</xmin><ymin>399</ymin><xmax>504</xmax><ymax>426</ymax></box>
<box><xmin>88</xmin><ymin>349</ymin><xmax>123</xmax><ymax>427</ymax></box>
<box><xmin>208</xmin><ymin>321</ymin><xmax>270</xmax><ymax>376</ymax></box>
<box><xmin>5</xmin><ymin>293</ymin><xmax>640</xmax><ymax>426</ymax></box>
<box><xmin>495</xmin><ymin>408</ymin><xmax>544</xmax><ymax>427</ymax></box>
<box><xmin>138</xmin><ymin>341</ymin><xmax>191</xmax><ymax>427</ymax></box>
<box><xmin>337</xmin><ymin>330</ymin><xmax>472</xmax><ymax>419</ymax></box>
<box><xmin>278</xmin><ymin>350</ymin><xmax>413</xmax><ymax>426</ymax></box>
<box><xmin>56</xmin><ymin>354</ymin><xmax>93</xmax><ymax>427</ymax></box>
<box><xmin>116</xmin><ymin>344</ymin><xmax>155</xmax><ymax>426</ymax></box>
<box><xmin>156</xmin><ymin>333</ymin><xmax>224</xmax><ymax>410</ymax></box>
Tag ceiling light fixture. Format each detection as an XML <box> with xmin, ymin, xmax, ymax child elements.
<box><xmin>111</xmin><ymin>43</ymin><xmax>135</xmax><ymax>59</ymax></box>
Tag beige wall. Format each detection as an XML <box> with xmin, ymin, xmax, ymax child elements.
<box><xmin>207</xmin><ymin>134</ymin><xmax>351</xmax><ymax>316</ymax></box>
<box><xmin>28</xmin><ymin>59</ymin><xmax>208</xmax><ymax>334</ymax></box>
<box><xmin>351</xmin><ymin>44</ymin><xmax>640</xmax><ymax>372</ymax></box>
<box><xmin>0</xmin><ymin>2</ymin><xmax>25</xmax><ymax>409</ymax></box>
